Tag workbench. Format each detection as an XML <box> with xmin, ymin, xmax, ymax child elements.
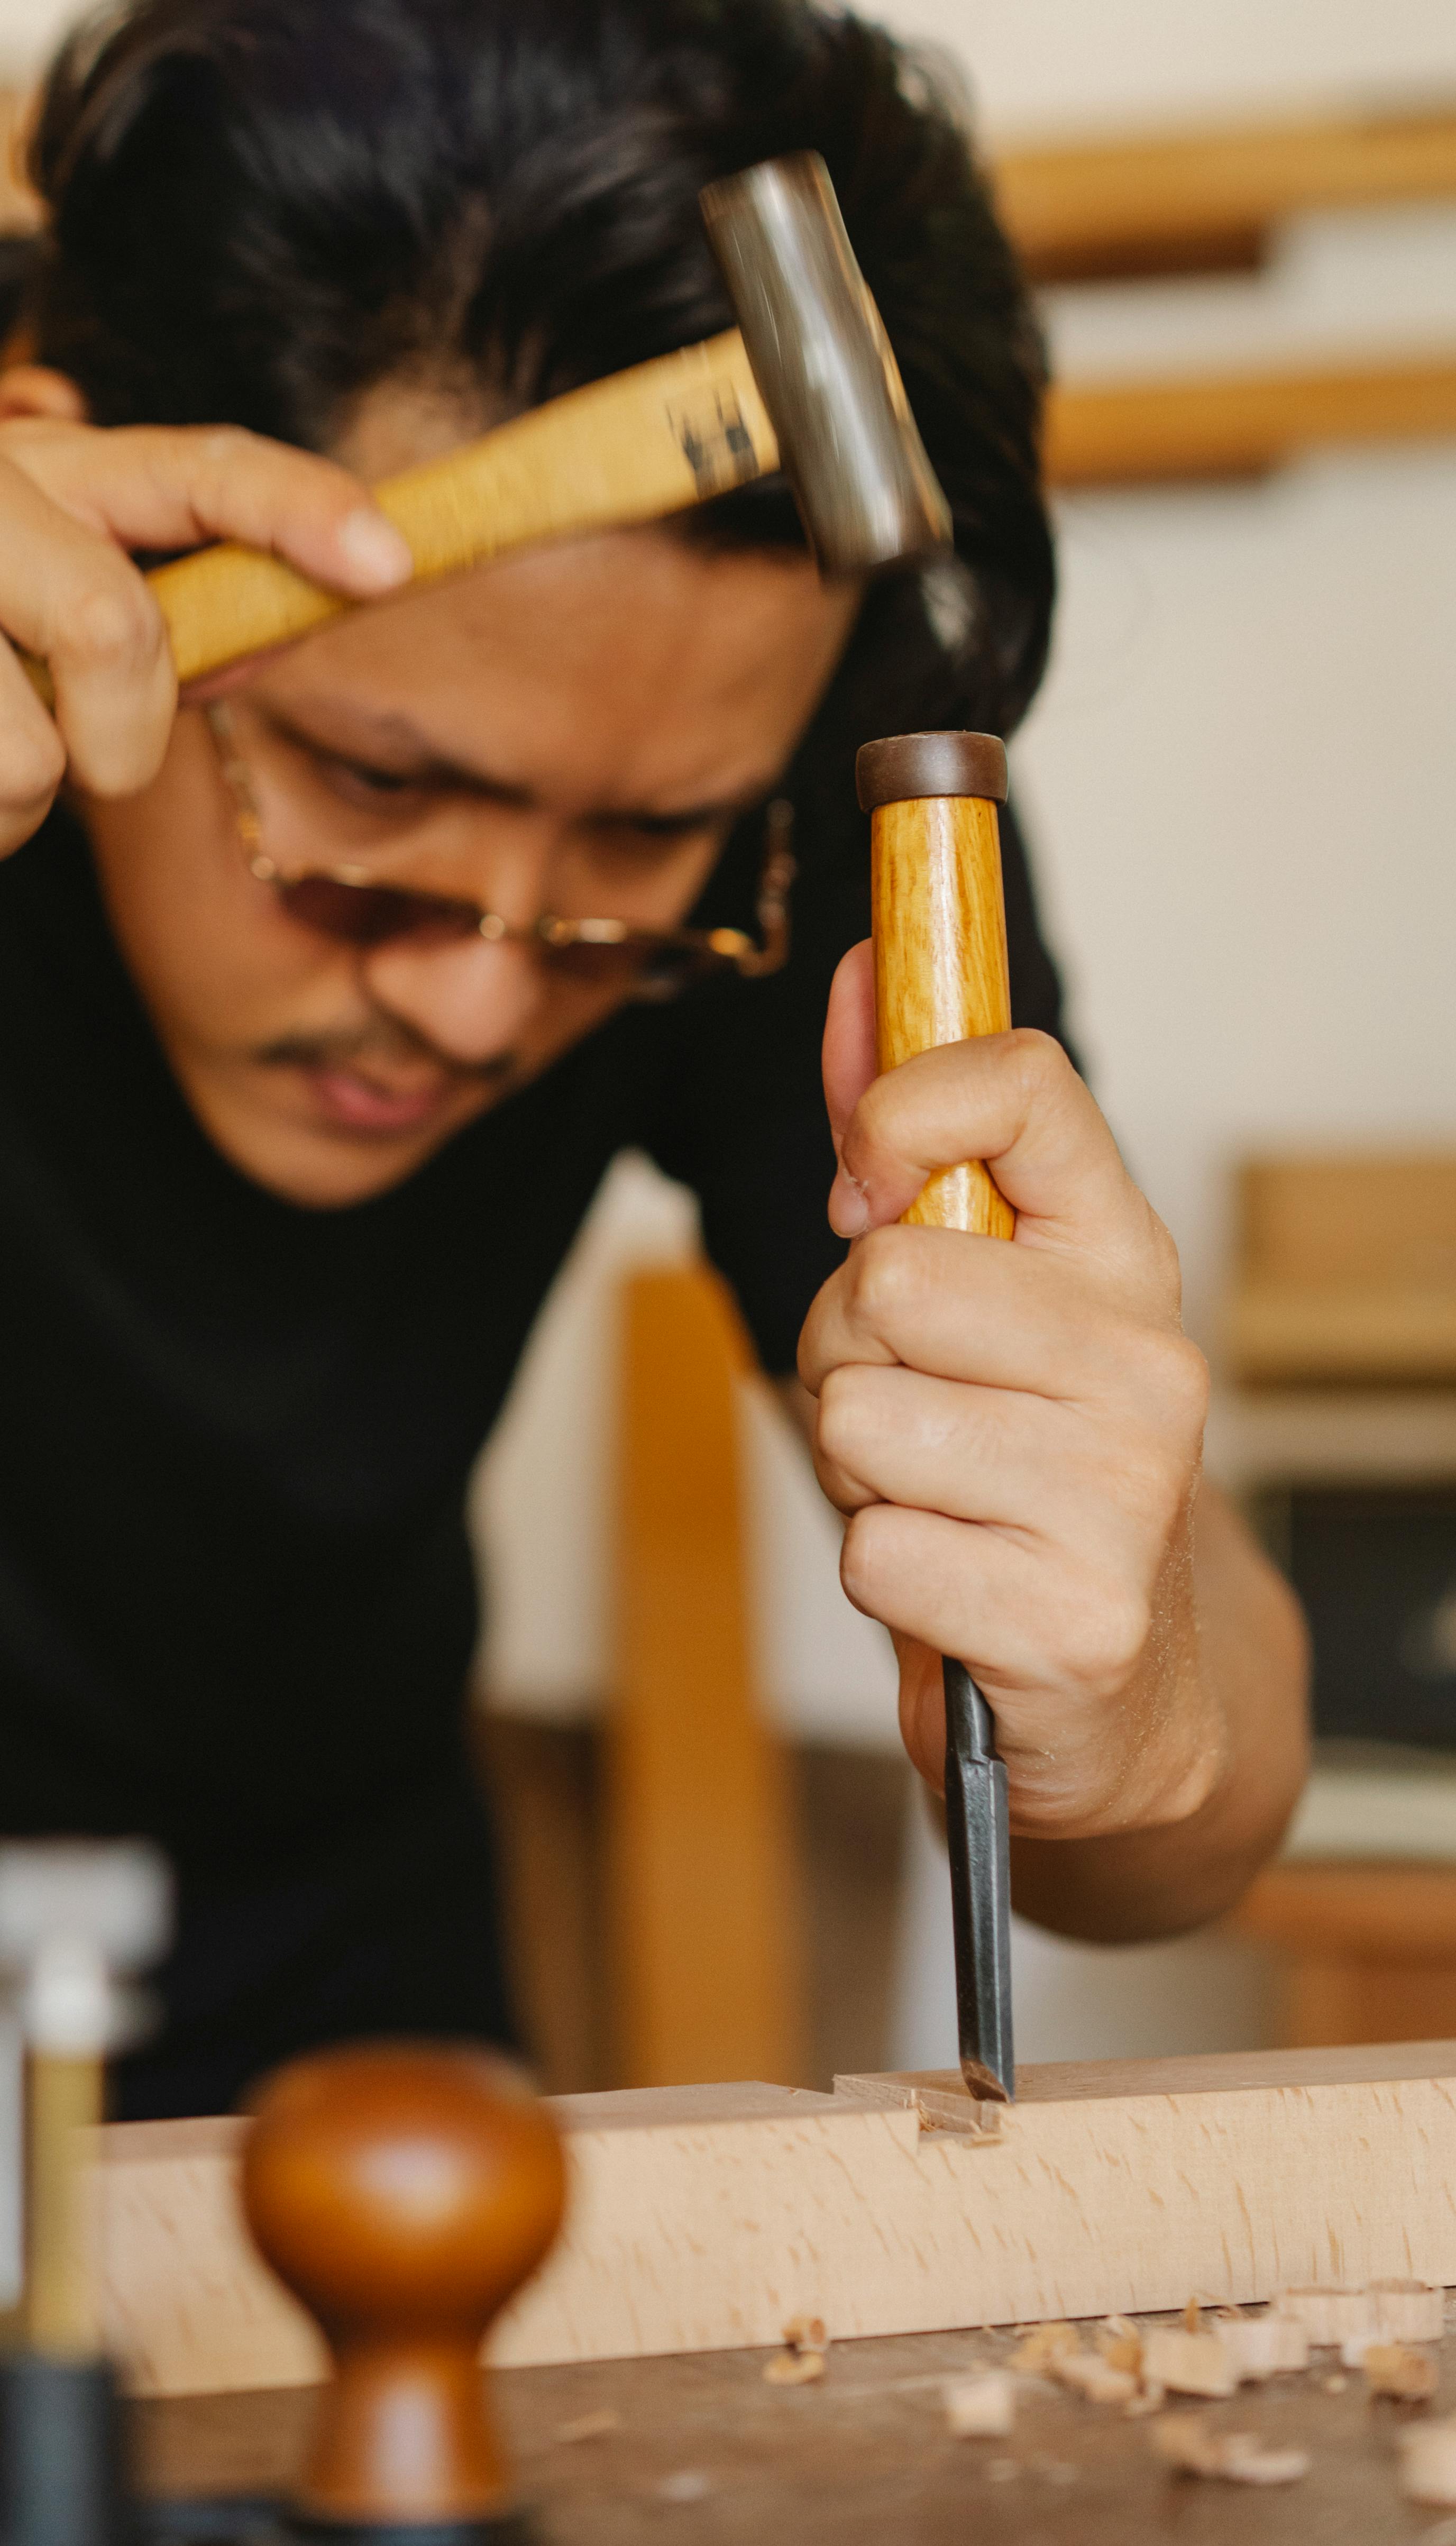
<box><xmin>135</xmin><ymin>2315</ymin><xmax>1455</xmax><ymax>2543</ymax></box>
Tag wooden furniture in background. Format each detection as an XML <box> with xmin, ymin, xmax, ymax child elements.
<box><xmin>1234</xmin><ymin>1861</ymin><xmax>1456</xmax><ymax>2046</ymax></box>
<box><xmin>996</xmin><ymin>105</ymin><xmax>1456</xmax><ymax>282</ymax></box>
<box><xmin>1046</xmin><ymin>357</ymin><xmax>1456</xmax><ymax>488</ymax></box>
<box><xmin>608</xmin><ymin>1264</ymin><xmax>805</xmax><ymax>2089</ymax></box>
<box><xmin>1224</xmin><ymin>1150</ymin><xmax>1456</xmax><ymax>1385</ymax></box>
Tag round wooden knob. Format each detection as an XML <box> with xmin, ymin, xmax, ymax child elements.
<box><xmin>242</xmin><ymin>2044</ymin><xmax>565</xmax><ymax>2530</ymax></box>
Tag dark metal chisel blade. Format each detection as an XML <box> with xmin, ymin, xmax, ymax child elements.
<box><xmin>942</xmin><ymin>1657</ymin><xmax>1014</xmax><ymax>2103</ymax></box>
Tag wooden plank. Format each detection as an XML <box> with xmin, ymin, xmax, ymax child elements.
<box><xmin>608</xmin><ymin>1265</ymin><xmax>805</xmax><ymax>2088</ymax></box>
<box><xmin>1046</xmin><ymin>356</ymin><xmax>1456</xmax><ymax>488</ymax></box>
<box><xmin>97</xmin><ymin>2043</ymin><xmax>1456</xmax><ymax>2398</ymax></box>
<box><xmin>994</xmin><ymin>106</ymin><xmax>1456</xmax><ymax>283</ymax></box>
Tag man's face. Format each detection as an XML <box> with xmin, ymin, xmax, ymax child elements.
<box><xmin>82</xmin><ymin>404</ymin><xmax>860</xmax><ymax>1208</ymax></box>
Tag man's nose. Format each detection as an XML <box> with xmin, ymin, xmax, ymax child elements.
<box><xmin>360</xmin><ymin>932</ymin><xmax>544</xmax><ymax>1068</ymax></box>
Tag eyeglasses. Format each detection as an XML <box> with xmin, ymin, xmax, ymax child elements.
<box><xmin>204</xmin><ymin>703</ymin><xmax>795</xmax><ymax>1002</ymax></box>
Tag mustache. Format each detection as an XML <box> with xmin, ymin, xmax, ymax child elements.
<box><xmin>255</xmin><ymin>1019</ymin><xmax>517</xmax><ymax>1088</ymax></box>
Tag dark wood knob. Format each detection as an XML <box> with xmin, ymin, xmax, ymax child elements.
<box><xmin>242</xmin><ymin>2044</ymin><xmax>565</xmax><ymax>2527</ymax></box>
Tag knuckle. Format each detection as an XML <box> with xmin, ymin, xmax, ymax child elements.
<box><xmin>845</xmin><ymin>1223</ymin><xmax>914</xmax><ymax>1328</ymax></box>
<box><xmin>839</xmin><ymin>1506</ymin><xmax>891</xmax><ymax>1610</ymax></box>
<box><xmin>58</xmin><ymin>571</ymin><xmax>162</xmax><ymax>674</ymax></box>
<box><xmin>195</xmin><ymin>425</ymin><xmax>258</xmax><ymax>471</ymax></box>
<box><xmin>1073</xmin><ymin>1586</ymin><xmax>1152</xmax><ymax>1690</ymax></box>
<box><xmin>1</xmin><ymin>713</ymin><xmax>66</xmax><ymax>811</ymax></box>
<box><xmin>1005</xmin><ymin>1025</ymin><xmax>1070</xmax><ymax>1097</ymax></box>
<box><xmin>815</xmin><ymin>1364</ymin><xmax>871</xmax><ymax>1467</ymax></box>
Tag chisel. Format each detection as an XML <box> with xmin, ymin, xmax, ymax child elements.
<box><xmin>856</xmin><ymin>729</ymin><xmax>1017</xmax><ymax>2103</ymax></box>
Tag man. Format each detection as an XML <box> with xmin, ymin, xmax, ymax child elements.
<box><xmin>0</xmin><ymin>0</ymin><xmax>1307</xmax><ymax>2116</ymax></box>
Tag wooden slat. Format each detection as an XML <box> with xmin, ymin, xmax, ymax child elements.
<box><xmin>1046</xmin><ymin>355</ymin><xmax>1456</xmax><ymax>487</ymax></box>
<box><xmin>608</xmin><ymin>1264</ymin><xmax>804</xmax><ymax>2089</ymax></box>
<box><xmin>996</xmin><ymin>106</ymin><xmax>1456</xmax><ymax>282</ymax></box>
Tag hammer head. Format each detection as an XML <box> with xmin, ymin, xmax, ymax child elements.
<box><xmin>700</xmin><ymin>152</ymin><xmax>953</xmax><ymax>579</ymax></box>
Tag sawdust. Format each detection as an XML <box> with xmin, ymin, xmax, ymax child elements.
<box><xmin>944</xmin><ymin>2372</ymin><xmax>1015</xmax><ymax>2438</ymax></box>
<box><xmin>1365</xmin><ymin>2343</ymin><xmax>1439</xmax><ymax>2403</ymax></box>
<box><xmin>1151</xmin><ymin>2414</ymin><xmax>1310</xmax><ymax>2486</ymax></box>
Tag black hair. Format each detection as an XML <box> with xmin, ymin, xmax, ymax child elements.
<box><xmin>14</xmin><ymin>0</ymin><xmax>1053</xmax><ymax>880</ymax></box>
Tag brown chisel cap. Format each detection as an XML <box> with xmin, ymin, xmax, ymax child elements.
<box><xmin>855</xmin><ymin>731</ymin><xmax>1008</xmax><ymax>811</ymax></box>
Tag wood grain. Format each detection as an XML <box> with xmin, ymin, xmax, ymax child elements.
<box><xmin>609</xmin><ymin>1267</ymin><xmax>804</xmax><ymax>2091</ymax></box>
<box><xmin>96</xmin><ymin>2043</ymin><xmax>1456</xmax><ymax>2396</ymax></box>
<box><xmin>871</xmin><ymin>793</ymin><xmax>1014</xmax><ymax>1239</ymax></box>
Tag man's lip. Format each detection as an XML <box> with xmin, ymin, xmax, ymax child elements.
<box><xmin>303</xmin><ymin>1064</ymin><xmax>456</xmax><ymax>1133</ymax></box>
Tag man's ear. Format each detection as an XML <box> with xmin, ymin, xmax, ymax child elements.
<box><xmin>0</xmin><ymin>364</ymin><xmax>89</xmax><ymax>424</ymax></box>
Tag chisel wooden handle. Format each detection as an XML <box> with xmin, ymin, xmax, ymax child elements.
<box><xmin>857</xmin><ymin>727</ymin><xmax>1017</xmax><ymax>2102</ymax></box>
<box><xmin>858</xmin><ymin>727</ymin><xmax>1014</xmax><ymax>1234</ymax></box>
<box><xmin>23</xmin><ymin>328</ymin><xmax>776</xmax><ymax>701</ymax></box>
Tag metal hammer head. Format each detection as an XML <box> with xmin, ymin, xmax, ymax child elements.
<box><xmin>700</xmin><ymin>152</ymin><xmax>953</xmax><ymax>579</ymax></box>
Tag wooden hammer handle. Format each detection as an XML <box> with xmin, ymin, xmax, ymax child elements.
<box><xmin>26</xmin><ymin>329</ymin><xmax>776</xmax><ymax>698</ymax></box>
<box><xmin>862</xmin><ymin>732</ymin><xmax>1015</xmax><ymax>1239</ymax></box>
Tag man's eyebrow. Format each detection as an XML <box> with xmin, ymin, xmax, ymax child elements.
<box><xmin>262</xmin><ymin>704</ymin><xmax>767</xmax><ymax>834</ymax></box>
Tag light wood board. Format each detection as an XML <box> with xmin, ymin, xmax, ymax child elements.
<box><xmin>98</xmin><ymin>2042</ymin><xmax>1456</xmax><ymax>2398</ymax></box>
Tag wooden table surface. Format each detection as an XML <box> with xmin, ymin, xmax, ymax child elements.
<box><xmin>134</xmin><ymin>2314</ymin><xmax>1455</xmax><ymax>2544</ymax></box>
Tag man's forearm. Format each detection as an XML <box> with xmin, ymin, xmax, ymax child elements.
<box><xmin>1008</xmin><ymin>1481</ymin><xmax>1311</xmax><ymax>1943</ymax></box>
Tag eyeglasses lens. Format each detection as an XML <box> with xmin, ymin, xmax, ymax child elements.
<box><xmin>276</xmin><ymin>875</ymin><xmax>701</xmax><ymax>991</ymax></box>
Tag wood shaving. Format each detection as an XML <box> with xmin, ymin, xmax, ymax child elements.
<box><xmin>1216</xmin><ymin>2311</ymin><xmax>1310</xmax><ymax>2381</ymax></box>
<box><xmin>763</xmin><ymin>2348</ymin><xmax>826</xmax><ymax>2386</ymax></box>
<box><xmin>1124</xmin><ymin>2384</ymin><xmax>1166</xmax><ymax>2418</ymax></box>
<box><xmin>1275</xmin><ymin>2286</ymin><xmax>1372</xmax><ymax>2347</ymax></box>
<box><xmin>1007</xmin><ymin>2320</ymin><xmax>1079</xmax><ymax>2374</ymax></box>
<box><xmin>554</xmin><ymin>2408</ymin><xmax>622</xmax><ymax>2444</ymax></box>
<box><xmin>944</xmin><ymin>2372</ymin><xmax>1015</xmax><ymax>2439</ymax></box>
<box><xmin>1400</xmin><ymin>2416</ymin><xmax>1456</xmax><ymax>2506</ymax></box>
<box><xmin>1151</xmin><ymin>2414</ymin><xmax>1310</xmax><ymax>2486</ymax></box>
<box><xmin>764</xmin><ymin>2314</ymin><xmax>829</xmax><ymax>2384</ymax></box>
<box><xmin>1141</xmin><ymin>2326</ymin><xmax>1236</xmax><ymax>2399</ymax></box>
<box><xmin>1051</xmin><ymin>2350</ymin><xmax>1139</xmax><ymax>2406</ymax></box>
<box><xmin>1365</xmin><ymin>2342</ymin><xmax>1439</xmax><ymax>2402</ymax></box>
<box><xmin>1370</xmin><ymin>2280</ymin><xmax>1445</xmax><ymax>2344</ymax></box>
<box><xmin>1183</xmin><ymin>2296</ymin><xmax>1203</xmax><ymax>2332</ymax></box>
<box><xmin>1097</xmin><ymin>2316</ymin><xmax>1144</xmax><ymax>2376</ymax></box>
<box><xmin>1323</xmin><ymin>2374</ymin><xmax>1348</xmax><ymax>2395</ymax></box>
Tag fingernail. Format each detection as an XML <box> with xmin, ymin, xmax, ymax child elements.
<box><xmin>337</xmin><ymin>507</ymin><xmax>414</xmax><ymax>589</ymax></box>
<box><xmin>829</xmin><ymin>1172</ymin><xmax>871</xmax><ymax>1239</ymax></box>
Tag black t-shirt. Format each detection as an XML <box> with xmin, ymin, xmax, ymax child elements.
<box><xmin>0</xmin><ymin>796</ymin><xmax>1065</xmax><ymax>2108</ymax></box>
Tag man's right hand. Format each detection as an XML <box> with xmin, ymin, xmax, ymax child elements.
<box><xmin>0</xmin><ymin>377</ymin><xmax>413</xmax><ymax>856</ymax></box>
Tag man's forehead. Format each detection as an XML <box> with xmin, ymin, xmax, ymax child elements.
<box><xmin>248</xmin><ymin>688</ymin><xmax>777</xmax><ymax>829</ymax></box>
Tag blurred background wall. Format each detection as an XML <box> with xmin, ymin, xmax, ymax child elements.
<box><xmin>3</xmin><ymin>0</ymin><xmax>1456</xmax><ymax>2097</ymax></box>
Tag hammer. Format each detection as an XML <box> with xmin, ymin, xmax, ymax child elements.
<box><xmin>856</xmin><ymin>730</ymin><xmax>1017</xmax><ymax>2104</ymax></box>
<box><xmin>24</xmin><ymin>153</ymin><xmax>949</xmax><ymax>698</ymax></box>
